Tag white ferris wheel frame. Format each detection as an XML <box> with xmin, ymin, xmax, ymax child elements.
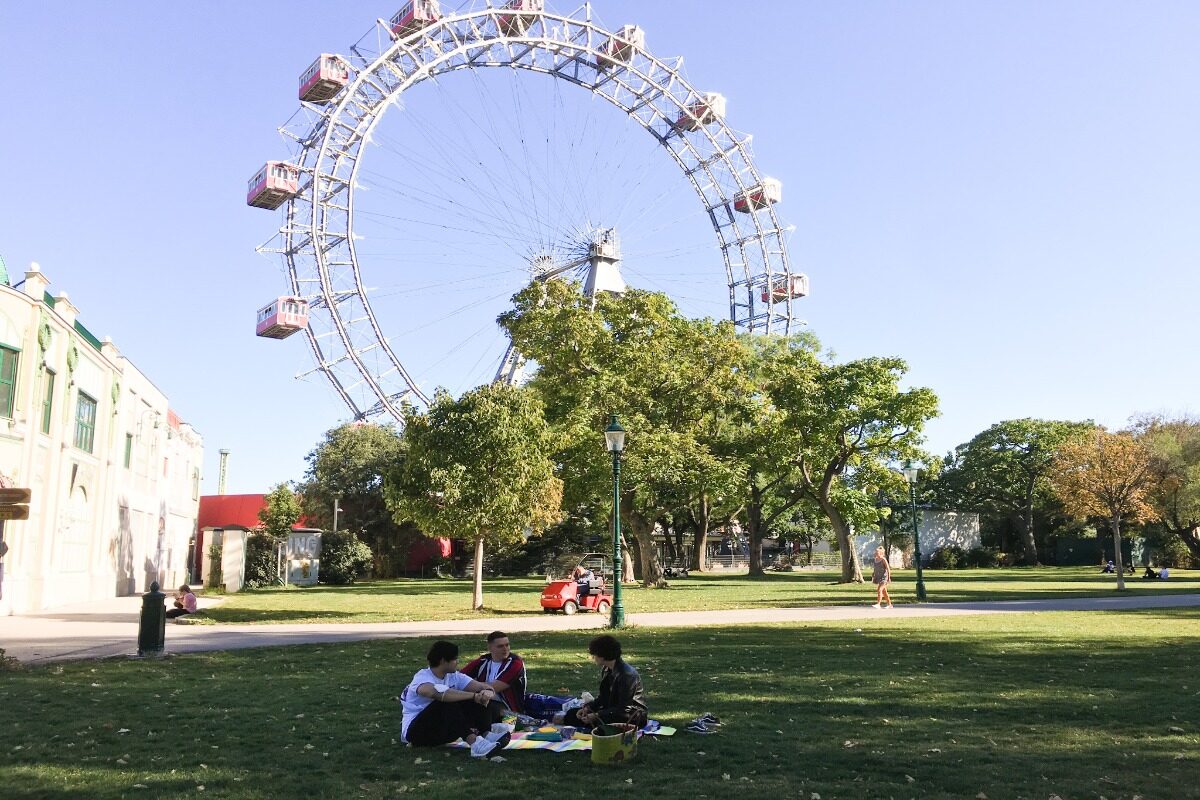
<box><xmin>259</xmin><ymin>3</ymin><xmax>800</xmax><ymax>422</ymax></box>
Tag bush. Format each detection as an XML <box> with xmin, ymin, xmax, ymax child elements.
<box><xmin>928</xmin><ymin>545</ymin><xmax>967</xmax><ymax>569</ymax></box>
<box><xmin>964</xmin><ymin>547</ymin><xmax>1002</xmax><ymax>568</ymax></box>
<box><xmin>243</xmin><ymin>532</ymin><xmax>279</xmax><ymax>589</ymax></box>
<box><xmin>320</xmin><ymin>530</ymin><xmax>373</xmax><ymax>585</ymax></box>
<box><xmin>1152</xmin><ymin>536</ymin><xmax>1199</xmax><ymax>569</ymax></box>
<box><xmin>0</xmin><ymin>647</ymin><xmax>20</xmax><ymax>671</ymax></box>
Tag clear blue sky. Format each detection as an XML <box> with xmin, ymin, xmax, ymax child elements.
<box><xmin>3</xmin><ymin>1</ymin><xmax>1198</xmax><ymax>494</ymax></box>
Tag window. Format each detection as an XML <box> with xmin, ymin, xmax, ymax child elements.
<box><xmin>0</xmin><ymin>345</ymin><xmax>18</xmax><ymax>419</ymax></box>
<box><xmin>41</xmin><ymin>369</ymin><xmax>55</xmax><ymax>434</ymax></box>
<box><xmin>124</xmin><ymin>433</ymin><xmax>133</xmax><ymax>468</ymax></box>
<box><xmin>74</xmin><ymin>391</ymin><xmax>97</xmax><ymax>452</ymax></box>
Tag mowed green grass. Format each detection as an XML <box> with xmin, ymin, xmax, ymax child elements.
<box><xmin>203</xmin><ymin>566</ymin><xmax>1200</xmax><ymax>624</ymax></box>
<box><xmin>2</xmin><ymin>610</ymin><xmax>1197</xmax><ymax>799</ymax></box>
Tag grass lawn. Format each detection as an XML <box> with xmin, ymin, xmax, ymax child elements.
<box><xmin>203</xmin><ymin>566</ymin><xmax>1200</xmax><ymax>624</ymax></box>
<box><xmin>2</xmin><ymin>609</ymin><xmax>1197</xmax><ymax>799</ymax></box>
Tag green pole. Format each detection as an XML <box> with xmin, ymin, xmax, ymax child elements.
<box><xmin>610</xmin><ymin>447</ymin><xmax>625</xmax><ymax>628</ymax></box>
<box><xmin>909</xmin><ymin>480</ymin><xmax>928</xmax><ymax>602</ymax></box>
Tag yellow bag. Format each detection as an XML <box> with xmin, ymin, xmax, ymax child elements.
<box><xmin>590</xmin><ymin>723</ymin><xmax>638</xmax><ymax>765</ymax></box>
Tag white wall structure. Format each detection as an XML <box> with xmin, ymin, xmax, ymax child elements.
<box><xmin>808</xmin><ymin>510</ymin><xmax>981</xmax><ymax>568</ymax></box>
<box><xmin>0</xmin><ymin>264</ymin><xmax>203</xmax><ymax>614</ymax></box>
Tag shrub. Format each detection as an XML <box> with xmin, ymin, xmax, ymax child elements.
<box><xmin>319</xmin><ymin>530</ymin><xmax>373</xmax><ymax>585</ymax></box>
<box><xmin>928</xmin><ymin>545</ymin><xmax>966</xmax><ymax>569</ymax></box>
<box><xmin>964</xmin><ymin>547</ymin><xmax>1001</xmax><ymax>568</ymax></box>
<box><xmin>0</xmin><ymin>647</ymin><xmax>20</xmax><ymax>671</ymax></box>
<box><xmin>243</xmin><ymin>532</ymin><xmax>280</xmax><ymax>589</ymax></box>
<box><xmin>1152</xmin><ymin>536</ymin><xmax>1198</xmax><ymax>569</ymax></box>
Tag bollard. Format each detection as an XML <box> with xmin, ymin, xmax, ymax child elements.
<box><xmin>137</xmin><ymin>581</ymin><xmax>167</xmax><ymax>657</ymax></box>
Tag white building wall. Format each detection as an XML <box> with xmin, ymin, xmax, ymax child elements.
<box><xmin>0</xmin><ymin>265</ymin><xmax>203</xmax><ymax>614</ymax></box>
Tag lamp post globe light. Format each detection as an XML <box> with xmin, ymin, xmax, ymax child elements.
<box><xmin>604</xmin><ymin>415</ymin><xmax>627</xmax><ymax>629</ymax></box>
<box><xmin>901</xmin><ymin>461</ymin><xmax>928</xmax><ymax>602</ymax></box>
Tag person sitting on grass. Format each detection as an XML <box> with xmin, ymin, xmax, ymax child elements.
<box><xmin>563</xmin><ymin>635</ymin><xmax>647</xmax><ymax>732</ymax></box>
<box><xmin>165</xmin><ymin>584</ymin><xmax>197</xmax><ymax>619</ymax></box>
<box><xmin>462</xmin><ymin>631</ymin><xmax>527</xmax><ymax>714</ymax></box>
<box><xmin>1143</xmin><ymin>565</ymin><xmax>1160</xmax><ymax>579</ymax></box>
<box><xmin>1102</xmin><ymin>560</ymin><xmax>1116</xmax><ymax>574</ymax></box>
<box><xmin>400</xmin><ymin>640</ymin><xmax>512</xmax><ymax>758</ymax></box>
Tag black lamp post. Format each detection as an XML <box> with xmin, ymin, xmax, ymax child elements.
<box><xmin>604</xmin><ymin>415</ymin><xmax>627</xmax><ymax>628</ymax></box>
<box><xmin>901</xmin><ymin>461</ymin><xmax>928</xmax><ymax>602</ymax></box>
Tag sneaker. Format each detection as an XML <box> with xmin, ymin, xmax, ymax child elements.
<box><xmin>698</xmin><ymin>713</ymin><xmax>722</xmax><ymax>725</ymax></box>
<box><xmin>871</xmin><ymin>603</ymin><xmax>882</xmax><ymax>609</ymax></box>
<box><xmin>686</xmin><ymin>721</ymin><xmax>718</xmax><ymax>734</ymax></box>
<box><xmin>886</xmin><ymin>604</ymin><xmax>894</xmax><ymax>609</ymax></box>
<box><xmin>470</xmin><ymin>733</ymin><xmax>510</xmax><ymax>757</ymax></box>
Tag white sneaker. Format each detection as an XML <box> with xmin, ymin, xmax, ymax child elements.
<box><xmin>871</xmin><ymin>603</ymin><xmax>882</xmax><ymax>609</ymax></box>
<box><xmin>886</xmin><ymin>604</ymin><xmax>894</xmax><ymax>609</ymax></box>
<box><xmin>470</xmin><ymin>737</ymin><xmax>503</xmax><ymax>758</ymax></box>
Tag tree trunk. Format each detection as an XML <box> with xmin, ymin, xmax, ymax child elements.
<box><xmin>626</xmin><ymin>509</ymin><xmax>665</xmax><ymax>588</ymax></box>
<box><xmin>690</xmin><ymin>495</ymin><xmax>710</xmax><ymax>572</ymax></box>
<box><xmin>819</xmin><ymin>495</ymin><xmax>863</xmax><ymax>582</ymax></box>
<box><xmin>746</xmin><ymin>486</ymin><xmax>766</xmax><ymax>577</ymax></box>
<box><xmin>1173</xmin><ymin>525</ymin><xmax>1200</xmax><ymax>562</ymax></box>
<box><xmin>1017</xmin><ymin>507</ymin><xmax>1040</xmax><ymax>566</ymax></box>
<box><xmin>471</xmin><ymin>535</ymin><xmax>485</xmax><ymax>610</ymax></box>
<box><xmin>1110</xmin><ymin>515</ymin><xmax>1126</xmax><ymax>591</ymax></box>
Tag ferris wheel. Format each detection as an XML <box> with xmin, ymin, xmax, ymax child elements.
<box><xmin>249</xmin><ymin>0</ymin><xmax>806</xmax><ymax>422</ymax></box>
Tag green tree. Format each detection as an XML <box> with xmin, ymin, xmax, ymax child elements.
<box><xmin>385</xmin><ymin>383</ymin><xmax>562</xmax><ymax>610</ymax></box>
<box><xmin>1134</xmin><ymin>414</ymin><xmax>1200</xmax><ymax>562</ymax></box>
<box><xmin>297</xmin><ymin>422</ymin><xmax>422</xmax><ymax>577</ymax></box>
<box><xmin>761</xmin><ymin>339</ymin><xmax>938</xmax><ymax>583</ymax></box>
<box><xmin>500</xmin><ymin>281</ymin><xmax>749</xmax><ymax>587</ymax></box>
<box><xmin>259</xmin><ymin>483</ymin><xmax>301</xmax><ymax>543</ymax></box>
<box><xmin>935</xmin><ymin>419</ymin><xmax>1094</xmax><ymax>565</ymax></box>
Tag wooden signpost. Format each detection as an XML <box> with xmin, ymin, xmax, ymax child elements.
<box><xmin>0</xmin><ymin>488</ymin><xmax>30</xmax><ymax>523</ymax></box>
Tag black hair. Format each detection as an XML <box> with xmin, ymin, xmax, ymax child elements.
<box><xmin>487</xmin><ymin>631</ymin><xmax>509</xmax><ymax>643</ymax></box>
<box><xmin>588</xmin><ymin>634</ymin><xmax>622</xmax><ymax>661</ymax></box>
<box><xmin>426</xmin><ymin>640</ymin><xmax>459</xmax><ymax>667</ymax></box>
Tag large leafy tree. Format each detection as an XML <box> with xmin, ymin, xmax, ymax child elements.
<box><xmin>297</xmin><ymin>422</ymin><xmax>422</xmax><ymax>577</ymax></box>
<box><xmin>384</xmin><ymin>383</ymin><xmax>562</xmax><ymax>610</ymax></box>
<box><xmin>1134</xmin><ymin>414</ymin><xmax>1200</xmax><ymax>561</ymax></box>
<box><xmin>1050</xmin><ymin>428</ymin><xmax>1160</xmax><ymax>590</ymax></box>
<box><xmin>500</xmin><ymin>281</ymin><xmax>749</xmax><ymax>587</ymax></box>
<box><xmin>935</xmin><ymin>419</ymin><xmax>1093</xmax><ymax>565</ymax></box>
<box><xmin>259</xmin><ymin>483</ymin><xmax>302</xmax><ymax>543</ymax></box>
<box><xmin>763</xmin><ymin>341</ymin><xmax>938</xmax><ymax>583</ymax></box>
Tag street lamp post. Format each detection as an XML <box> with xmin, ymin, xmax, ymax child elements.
<box><xmin>901</xmin><ymin>461</ymin><xmax>928</xmax><ymax>602</ymax></box>
<box><xmin>604</xmin><ymin>415</ymin><xmax>627</xmax><ymax>629</ymax></box>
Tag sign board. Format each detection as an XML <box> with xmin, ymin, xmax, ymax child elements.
<box><xmin>0</xmin><ymin>488</ymin><xmax>31</xmax><ymax>504</ymax></box>
<box><xmin>0</xmin><ymin>506</ymin><xmax>30</xmax><ymax>521</ymax></box>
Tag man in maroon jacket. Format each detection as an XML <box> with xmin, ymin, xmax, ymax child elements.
<box><xmin>461</xmin><ymin>631</ymin><xmax>527</xmax><ymax>714</ymax></box>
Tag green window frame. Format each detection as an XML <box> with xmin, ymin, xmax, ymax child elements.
<box><xmin>0</xmin><ymin>345</ymin><xmax>18</xmax><ymax>419</ymax></box>
<box><xmin>74</xmin><ymin>391</ymin><xmax>97</xmax><ymax>452</ymax></box>
<box><xmin>41</xmin><ymin>369</ymin><xmax>56</xmax><ymax>434</ymax></box>
<box><xmin>124</xmin><ymin>433</ymin><xmax>133</xmax><ymax>468</ymax></box>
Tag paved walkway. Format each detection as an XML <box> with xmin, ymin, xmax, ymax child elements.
<box><xmin>2</xmin><ymin>593</ymin><xmax>1198</xmax><ymax>665</ymax></box>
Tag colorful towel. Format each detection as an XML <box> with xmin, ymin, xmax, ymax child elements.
<box><xmin>448</xmin><ymin>724</ymin><xmax>674</xmax><ymax>753</ymax></box>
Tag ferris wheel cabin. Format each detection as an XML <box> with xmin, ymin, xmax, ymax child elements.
<box><xmin>674</xmin><ymin>92</ymin><xmax>727</xmax><ymax>131</ymax></box>
<box><xmin>596</xmin><ymin>25</ymin><xmax>645</xmax><ymax>70</ymax></box>
<box><xmin>299</xmin><ymin>54</ymin><xmax>351</xmax><ymax>103</ymax></box>
<box><xmin>246</xmin><ymin>162</ymin><xmax>301</xmax><ymax>210</ymax></box>
<box><xmin>390</xmin><ymin>0</ymin><xmax>441</xmax><ymax>37</ymax></box>
<box><xmin>761</xmin><ymin>274</ymin><xmax>809</xmax><ymax>303</ymax></box>
<box><xmin>497</xmin><ymin>0</ymin><xmax>544</xmax><ymax>37</ymax></box>
<box><xmin>256</xmin><ymin>297</ymin><xmax>310</xmax><ymax>339</ymax></box>
<box><xmin>733</xmin><ymin>178</ymin><xmax>782</xmax><ymax>213</ymax></box>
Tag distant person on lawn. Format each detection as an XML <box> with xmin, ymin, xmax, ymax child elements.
<box><xmin>462</xmin><ymin>631</ymin><xmax>527</xmax><ymax>714</ymax></box>
<box><xmin>871</xmin><ymin>547</ymin><xmax>893</xmax><ymax>609</ymax></box>
<box><xmin>400</xmin><ymin>640</ymin><xmax>512</xmax><ymax>758</ymax></box>
<box><xmin>563</xmin><ymin>635</ymin><xmax>647</xmax><ymax>732</ymax></box>
<box><xmin>165</xmin><ymin>584</ymin><xmax>197</xmax><ymax>619</ymax></box>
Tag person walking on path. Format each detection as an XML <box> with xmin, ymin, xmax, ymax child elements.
<box><xmin>871</xmin><ymin>547</ymin><xmax>893</xmax><ymax>609</ymax></box>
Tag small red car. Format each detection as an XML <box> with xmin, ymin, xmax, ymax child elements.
<box><xmin>539</xmin><ymin>553</ymin><xmax>614</xmax><ymax>615</ymax></box>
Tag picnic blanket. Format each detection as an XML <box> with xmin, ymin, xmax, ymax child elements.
<box><xmin>448</xmin><ymin>723</ymin><xmax>675</xmax><ymax>753</ymax></box>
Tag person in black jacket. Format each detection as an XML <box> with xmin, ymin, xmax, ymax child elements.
<box><xmin>564</xmin><ymin>635</ymin><xmax>648</xmax><ymax>731</ymax></box>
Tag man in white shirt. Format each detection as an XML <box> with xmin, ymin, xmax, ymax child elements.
<box><xmin>400</xmin><ymin>640</ymin><xmax>513</xmax><ymax>757</ymax></box>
